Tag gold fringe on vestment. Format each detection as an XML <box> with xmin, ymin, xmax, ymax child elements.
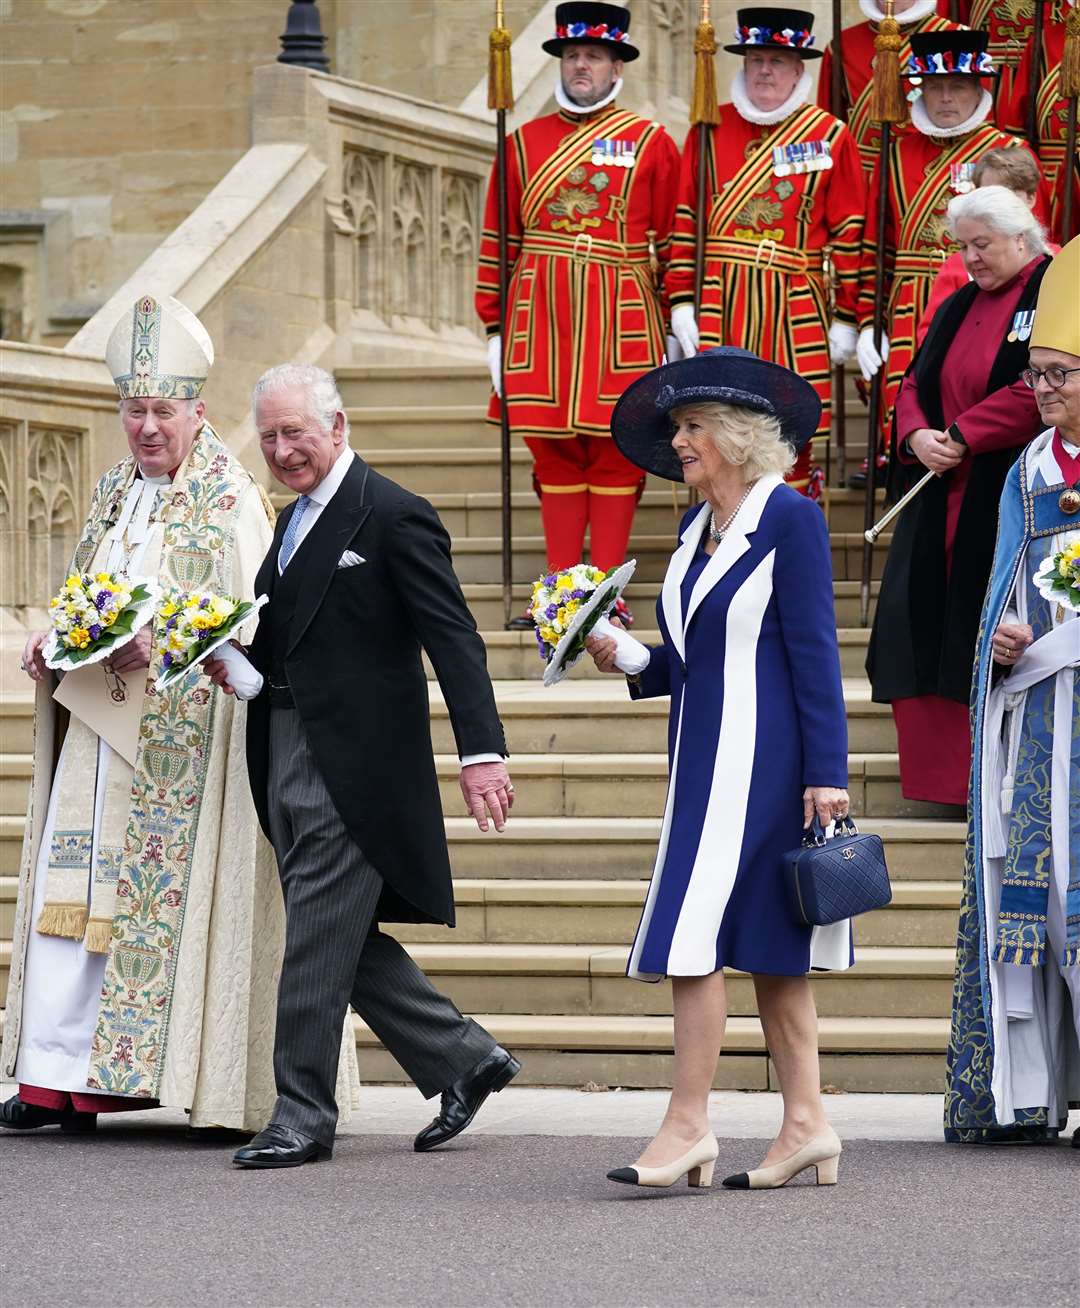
<box><xmin>84</xmin><ymin>918</ymin><xmax>114</xmax><ymax>955</ymax></box>
<box><xmin>36</xmin><ymin>902</ymin><xmax>89</xmax><ymax>941</ymax></box>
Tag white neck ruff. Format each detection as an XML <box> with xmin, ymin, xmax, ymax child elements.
<box><xmin>555</xmin><ymin>76</ymin><xmax>624</xmax><ymax>116</ymax></box>
<box><xmin>910</xmin><ymin>87</ymin><xmax>993</xmax><ymax>138</ymax></box>
<box><xmin>859</xmin><ymin>0</ymin><xmax>939</xmax><ymax>23</ymax></box>
<box><xmin>730</xmin><ymin>68</ymin><xmax>812</xmax><ymax>126</ymax></box>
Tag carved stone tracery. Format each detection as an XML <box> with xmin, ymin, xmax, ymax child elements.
<box><xmin>0</xmin><ymin>421</ymin><xmax>86</xmax><ymax>607</ymax></box>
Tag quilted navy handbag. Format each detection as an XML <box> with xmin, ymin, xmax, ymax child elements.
<box><xmin>783</xmin><ymin>815</ymin><xmax>891</xmax><ymax>926</ymax></box>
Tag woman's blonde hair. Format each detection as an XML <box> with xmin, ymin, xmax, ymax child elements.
<box><xmin>671</xmin><ymin>402</ymin><xmax>795</xmax><ymax>481</ymax></box>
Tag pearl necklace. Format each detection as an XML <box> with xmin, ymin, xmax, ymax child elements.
<box><xmin>708</xmin><ymin>481</ymin><xmax>757</xmax><ymax>545</ymax></box>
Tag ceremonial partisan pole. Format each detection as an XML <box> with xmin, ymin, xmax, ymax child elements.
<box><xmin>830</xmin><ymin>0</ymin><xmax>847</xmax><ymax>488</ymax></box>
<box><xmin>489</xmin><ymin>0</ymin><xmax>515</xmax><ymax>629</ymax></box>
<box><xmin>687</xmin><ymin>0</ymin><xmax>719</xmax><ymax>510</ymax></box>
<box><xmin>1026</xmin><ymin>1</ymin><xmax>1047</xmax><ymax>148</ymax></box>
<box><xmin>691</xmin><ymin>0</ymin><xmax>720</xmax><ymax>312</ymax></box>
<box><xmin>860</xmin><ymin>0</ymin><xmax>906</xmax><ymax>628</ymax></box>
<box><xmin>1061</xmin><ymin>1</ymin><xmax>1080</xmax><ymax>242</ymax></box>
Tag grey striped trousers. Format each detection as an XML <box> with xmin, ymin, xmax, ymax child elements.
<box><xmin>267</xmin><ymin>708</ymin><xmax>495</xmax><ymax>1147</ymax></box>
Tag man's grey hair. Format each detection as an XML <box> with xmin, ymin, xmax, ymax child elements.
<box><xmin>252</xmin><ymin>363</ymin><xmax>350</xmax><ymax>439</ymax></box>
<box><xmin>946</xmin><ymin>184</ymin><xmax>1049</xmax><ymax>256</ymax></box>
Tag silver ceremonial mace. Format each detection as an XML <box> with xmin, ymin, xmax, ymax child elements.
<box><xmin>863</xmin><ymin>468</ymin><xmax>936</xmax><ymax>544</ymax></box>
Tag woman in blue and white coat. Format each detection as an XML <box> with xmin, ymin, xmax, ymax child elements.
<box><xmin>589</xmin><ymin>348</ymin><xmax>851</xmax><ymax>1192</ymax></box>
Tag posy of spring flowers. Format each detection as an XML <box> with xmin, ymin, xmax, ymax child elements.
<box><xmin>1034</xmin><ymin>539</ymin><xmax>1080</xmax><ymax>613</ymax></box>
<box><xmin>531</xmin><ymin>563</ymin><xmax>610</xmax><ymax>658</ymax></box>
<box><xmin>154</xmin><ymin>589</ymin><xmax>264</xmax><ymax>690</ymax></box>
<box><xmin>44</xmin><ymin>571</ymin><xmax>155</xmax><ymax>669</ymax></box>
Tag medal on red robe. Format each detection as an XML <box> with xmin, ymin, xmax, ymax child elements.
<box><xmin>949</xmin><ymin>162</ymin><xmax>975</xmax><ymax>195</ymax></box>
<box><xmin>1052</xmin><ymin>430</ymin><xmax>1080</xmax><ymax>514</ymax></box>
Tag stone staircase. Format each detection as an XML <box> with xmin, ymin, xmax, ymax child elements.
<box><xmin>0</xmin><ymin>362</ymin><xmax>960</xmax><ymax>1094</ymax></box>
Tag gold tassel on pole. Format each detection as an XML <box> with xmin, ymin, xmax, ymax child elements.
<box><xmin>870</xmin><ymin>0</ymin><xmax>906</xmax><ymax>124</ymax></box>
<box><xmin>488</xmin><ymin>0</ymin><xmax>515</xmax><ymax>111</ymax></box>
<box><xmin>1061</xmin><ymin>4</ymin><xmax>1080</xmax><ymax>99</ymax></box>
<box><xmin>690</xmin><ymin>0</ymin><xmax>720</xmax><ymax>125</ymax></box>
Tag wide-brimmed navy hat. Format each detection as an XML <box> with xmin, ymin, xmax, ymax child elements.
<box><xmin>543</xmin><ymin>2</ymin><xmax>639</xmax><ymax>62</ymax></box>
<box><xmin>610</xmin><ymin>347</ymin><xmax>821</xmax><ymax>483</ymax></box>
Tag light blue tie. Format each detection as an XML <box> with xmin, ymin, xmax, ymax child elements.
<box><xmin>278</xmin><ymin>495</ymin><xmax>311</xmax><ymax>570</ymax></box>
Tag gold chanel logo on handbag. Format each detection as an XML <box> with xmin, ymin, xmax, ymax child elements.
<box><xmin>841</xmin><ymin>847</ymin><xmax>856</xmax><ymax>860</ymax></box>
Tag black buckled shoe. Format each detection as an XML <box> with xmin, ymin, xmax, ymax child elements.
<box><xmin>0</xmin><ymin>1093</ymin><xmax>97</xmax><ymax>1134</ymax></box>
<box><xmin>232</xmin><ymin>1123</ymin><xmax>331</xmax><ymax>1169</ymax></box>
<box><xmin>413</xmin><ymin>1045</ymin><xmax>521</xmax><ymax>1152</ymax></box>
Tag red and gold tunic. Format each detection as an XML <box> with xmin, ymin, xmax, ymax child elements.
<box><xmin>997</xmin><ymin>8</ymin><xmax>1078</xmax><ymax>242</ymax></box>
<box><xmin>475</xmin><ymin>104</ymin><xmax>680</xmax><ymax>440</ymax></box>
<box><xmin>858</xmin><ymin>121</ymin><xmax>1041</xmax><ymax>425</ymax></box>
<box><xmin>956</xmin><ymin>0</ymin><xmax>1047</xmax><ymax>121</ymax></box>
<box><xmin>816</xmin><ymin>10</ymin><xmax>963</xmax><ymax>174</ymax></box>
<box><xmin>667</xmin><ymin>103</ymin><xmax>866</xmax><ymax>488</ymax></box>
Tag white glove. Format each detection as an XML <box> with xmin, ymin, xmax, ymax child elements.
<box><xmin>592</xmin><ymin>615</ymin><xmax>651</xmax><ymax>675</ymax></box>
<box><xmin>856</xmin><ymin>326</ymin><xmax>889</xmax><ymax>382</ymax></box>
<box><xmin>665</xmin><ymin>333</ymin><xmax>684</xmax><ymax>363</ymax></box>
<box><xmin>828</xmin><ymin>321</ymin><xmax>857</xmax><ymax>366</ymax></box>
<box><xmin>213</xmin><ymin>640</ymin><xmax>264</xmax><ymax>701</ymax></box>
<box><xmin>670</xmin><ymin>303</ymin><xmax>699</xmax><ymax>358</ymax></box>
<box><xmin>487</xmin><ymin>335</ymin><xmax>503</xmax><ymax>397</ymax></box>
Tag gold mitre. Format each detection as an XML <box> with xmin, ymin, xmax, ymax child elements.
<box><xmin>1030</xmin><ymin>235</ymin><xmax>1080</xmax><ymax>358</ymax></box>
<box><xmin>105</xmin><ymin>293</ymin><xmax>215</xmax><ymax>399</ymax></box>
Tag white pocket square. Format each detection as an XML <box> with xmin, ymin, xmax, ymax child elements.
<box><xmin>337</xmin><ymin>550</ymin><xmax>366</xmax><ymax>568</ymax></box>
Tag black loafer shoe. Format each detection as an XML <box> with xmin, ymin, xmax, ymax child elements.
<box><xmin>413</xmin><ymin>1045</ymin><xmax>521</xmax><ymax>1152</ymax></box>
<box><xmin>0</xmin><ymin>1093</ymin><xmax>97</xmax><ymax>1134</ymax></box>
<box><xmin>232</xmin><ymin>1123</ymin><xmax>331</xmax><ymax>1168</ymax></box>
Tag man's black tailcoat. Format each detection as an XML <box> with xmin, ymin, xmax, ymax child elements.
<box><xmin>246</xmin><ymin>455</ymin><xmax>506</xmax><ymax>925</ymax></box>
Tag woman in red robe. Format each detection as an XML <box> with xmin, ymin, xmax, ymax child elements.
<box><xmin>867</xmin><ymin>186</ymin><xmax>1052</xmax><ymax>804</ymax></box>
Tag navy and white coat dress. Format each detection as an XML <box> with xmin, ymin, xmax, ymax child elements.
<box><xmin>626</xmin><ymin>474</ymin><xmax>853</xmax><ymax>981</ymax></box>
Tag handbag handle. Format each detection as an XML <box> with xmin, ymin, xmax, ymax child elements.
<box><xmin>801</xmin><ymin>813</ymin><xmax>859</xmax><ymax>849</ymax></box>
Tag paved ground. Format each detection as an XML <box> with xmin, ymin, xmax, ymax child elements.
<box><xmin>1</xmin><ymin>1090</ymin><xmax>1076</xmax><ymax>1308</ymax></box>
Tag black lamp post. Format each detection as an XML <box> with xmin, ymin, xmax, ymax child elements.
<box><xmin>278</xmin><ymin>0</ymin><xmax>330</xmax><ymax>72</ymax></box>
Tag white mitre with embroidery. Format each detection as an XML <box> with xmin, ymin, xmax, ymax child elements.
<box><xmin>104</xmin><ymin>293</ymin><xmax>214</xmax><ymax>399</ymax></box>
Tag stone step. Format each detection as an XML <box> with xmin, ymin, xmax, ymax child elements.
<box><xmin>0</xmin><ymin>941</ymin><xmax>951</xmax><ymax>1020</ymax></box>
<box><xmin>430</xmin><ymin>678</ymin><xmax>897</xmax><ymax>756</ymax></box>
<box><xmin>460</xmin><ymin>580</ymin><xmax>880</xmax><ymax>628</ymax></box>
<box><xmin>0</xmin><ymin>993</ymin><xmax>951</xmax><ymax>1091</ymax></box>
<box><xmin>426</xmin><ymin>626</ymin><xmax>871</xmax><ymax>682</ymax></box>
<box><xmin>336</xmin><ymin>363</ymin><xmax>489</xmax><ymax>409</ymax></box>
<box><xmin>446</xmin><ymin>532</ymin><xmax>890</xmax><ymax>585</ymax></box>
<box><xmin>406</xmin><ymin>488</ymin><xmax>883</xmax><ymax>544</ymax></box>
<box><xmin>432</xmin><ymin>753</ymin><xmax>959</xmax><ymax>823</ymax></box>
<box><xmin>0</xmin><ymin>873</ymin><xmax>960</xmax><ymax>953</ymax></box>
<box><xmin>380</xmin><ymin>943</ymin><xmax>957</xmax><ymax>1020</ymax></box>
<box><xmin>344</xmin><ymin>405</ymin><xmax>494</xmax><ymax>450</ymax></box>
<box><xmin>351</xmin><ymin>1013</ymin><xmax>950</xmax><ymax>1092</ymax></box>
<box><xmin>436</xmin><ymin>814</ymin><xmax>962</xmax><ymax>881</ymax></box>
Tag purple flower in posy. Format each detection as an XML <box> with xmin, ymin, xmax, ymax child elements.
<box><xmin>162</xmin><ymin>652</ymin><xmax>173</xmax><ymax>667</ymax></box>
<box><xmin>166</xmin><ymin>615</ymin><xmax>178</xmax><ymax>630</ymax></box>
<box><xmin>545</xmin><ymin>603</ymin><xmax>558</xmax><ymax>620</ymax></box>
<box><xmin>88</xmin><ymin>623</ymin><xmax>102</xmax><ymax>640</ymax></box>
<box><xmin>544</xmin><ymin>574</ymin><xmax>557</xmax><ymax>588</ymax></box>
<box><xmin>94</xmin><ymin>589</ymin><xmax>111</xmax><ymax>611</ymax></box>
<box><xmin>199</xmin><ymin>596</ymin><xmax>210</xmax><ymax>609</ymax></box>
<box><xmin>571</xmin><ymin>589</ymin><xmax>585</xmax><ymax>600</ymax></box>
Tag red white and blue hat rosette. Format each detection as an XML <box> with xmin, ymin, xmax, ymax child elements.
<box><xmin>542</xmin><ymin>2</ymin><xmax>640</xmax><ymax>61</ymax></box>
<box><xmin>723</xmin><ymin>6</ymin><xmax>822</xmax><ymax>59</ymax></box>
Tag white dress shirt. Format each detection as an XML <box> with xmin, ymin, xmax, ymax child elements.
<box><xmin>278</xmin><ymin>445</ymin><xmax>501</xmax><ymax>768</ymax></box>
